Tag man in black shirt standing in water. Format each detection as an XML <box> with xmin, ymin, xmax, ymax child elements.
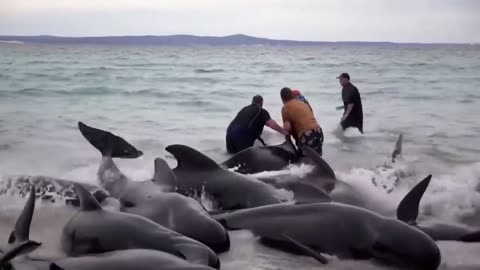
<box><xmin>226</xmin><ymin>95</ymin><xmax>288</xmax><ymax>154</ymax></box>
<box><xmin>337</xmin><ymin>73</ymin><xmax>364</xmax><ymax>134</ymax></box>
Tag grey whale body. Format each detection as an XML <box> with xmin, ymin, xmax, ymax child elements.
<box><xmin>214</xmin><ymin>176</ymin><xmax>444</xmax><ymax>270</ymax></box>
<box><xmin>77</xmin><ymin>121</ymin><xmax>230</xmax><ymax>253</ymax></box>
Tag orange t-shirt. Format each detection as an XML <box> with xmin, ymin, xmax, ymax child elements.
<box><xmin>281</xmin><ymin>100</ymin><xmax>320</xmax><ymax>138</ymax></box>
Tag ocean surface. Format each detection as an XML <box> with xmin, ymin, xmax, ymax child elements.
<box><xmin>0</xmin><ymin>43</ymin><xmax>480</xmax><ymax>269</ymax></box>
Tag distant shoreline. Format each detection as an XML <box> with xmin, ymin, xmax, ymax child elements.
<box><xmin>0</xmin><ymin>34</ymin><xmax>476</xmax><ymax>47</ymax></box>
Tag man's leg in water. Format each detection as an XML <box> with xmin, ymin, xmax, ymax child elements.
<box><xmin>226</xmin><ymin>126</ymin><xmax>254</xmax><ymax>154</ymax></box>
<box><xmin>226</xmin><ymin>134</ymin><xmax>237</xmax><ymax>154</ymax></box>
<box><xmin>236</xmin><ymin>135</ymin><xmax>255</xmax><ymax>152</ymax></box>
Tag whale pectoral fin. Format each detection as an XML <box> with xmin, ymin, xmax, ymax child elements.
<box><xmin>50</xmin><ymin>263</ymin><xmax>64</xmax><ymax>270</ymax></box>
<box><xmin>73</xmin><ymin>184</ymin><xmax>102</xmax><ymax>211</ymax></box>
<box><xmin>0</xmin><ymin>240</ymin><xmax>42</xmax><ymax>264</ymax></box>
<box><xmin>282</xmin><ymin>234</ymin><xmax>328</xmax><ymax>264</ymax></box>
<box><xmin>460</xmin><ymin>231</ymin><xmax>480</xmax><ymax>242</ymax></box>
<box><xmin>256</xmin><ymin>176</ymin><xmax>280</xmax><ymax>185</ymax></box>
<box><xmin>396</xmin><ymin>175</ymin><xmax>432</xmax><ymax>224</ymax></box>
<box><xmin>287</xmin><ymin>182</ymin><xmax>332</xmax><ymax>204</ymax></box>
<box><xmin>77</xmin><ymin>121</ymin><xmax>143</xmax><ymax>159</ymax></box>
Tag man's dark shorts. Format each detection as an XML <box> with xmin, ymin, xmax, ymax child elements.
<box><xmin>299</xmin><ymin>128</ymin><xmax>324</xmax><ymax>156</ymax></box>
<box><xmin>341</xmin><ymin>117</ymin><xmax>364</xmax><ymax>134</ymax></box>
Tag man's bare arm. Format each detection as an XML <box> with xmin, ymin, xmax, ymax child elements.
<box><xmin>266</xmin><ymin>119</ymin><xmax>289</xmax><ymax>135</ymax></box>
<box><xmin>283</xmin><ymin>121</ymin><xmax>292</xmax><ymax>134</ymax></box>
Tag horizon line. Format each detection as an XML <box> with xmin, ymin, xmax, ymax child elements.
<box><xmin>0</xmin><ymin>33</ymin><xmax>477</xmax><ymax>45</ymax></box>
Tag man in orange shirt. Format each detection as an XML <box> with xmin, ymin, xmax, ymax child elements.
<box><xmin>280</xmin><ymin>87</ymin><xmax>324</xmax><ymax>156</ymax></box>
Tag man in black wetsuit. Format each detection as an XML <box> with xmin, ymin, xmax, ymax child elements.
<box><xmin>226</xmin><ymin>95</ymin><xmax>288</xmax><ymax>154</ymax></box>
<box><xmin>337</xmin><ymin>73</ymin><xmax>364</xmax><ymax>134</ymax></box>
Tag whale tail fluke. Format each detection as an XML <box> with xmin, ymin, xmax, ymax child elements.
<box><xmin>78</xmin><ymin>121</ymin><xmax>143</xmax><ymax>159</ymax></box>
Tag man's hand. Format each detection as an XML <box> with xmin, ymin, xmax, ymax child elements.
<box><xmin>341</xmin><ymin>104</ymin><xmax>354</xmax><ymax>123</ymax></box>
<box><xmin>266</xmin><ymin>119</ymin><xmax>289</xmax><ymax>136</ymax></box>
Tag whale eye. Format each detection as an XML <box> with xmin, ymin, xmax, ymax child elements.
<box><xmin>121</xmin><ymin>200</ymin><xmax>135</xmax><ymax>208</ymax></box>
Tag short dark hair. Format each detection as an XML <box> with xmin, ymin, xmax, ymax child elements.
<box><xmin>337</xmin><ymin>73</ymin><xmax>350</xmax><ymax>80</ymax></box>
<box><xmin>252</xmin><ymin>95</ymin><xmax>263</xmax><ymax>105</ymax></box>
<box><xmin>280</xmin><ymin>87</ymin><xmax>293</xmax><ymax>102</ymax></box>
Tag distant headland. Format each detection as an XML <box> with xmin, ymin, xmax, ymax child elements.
<box><xmin>0</xmin><ymin>34</ymin><xmax>474</xmax><ymax>47</ymax></box>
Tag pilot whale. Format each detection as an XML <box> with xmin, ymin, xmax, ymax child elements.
<box><xmin>6</xmin><ymin>246</ymin><xmax>217</xmax><ymax>270</ymax></box>
<box><xmin>213</xmin><ymin>176</ymin><xmax>442</xmax><ymax>270</ymax></box>
<box><xmin>396</xmin><ymin>174</ymin><xmax>480</xmax><ymax>242</ymax></box>
<box><xmin>61</xmin><ymin>184</ymin><xmax>221</xmax><ymax>269</ymax></box>
<box><xmin>254</xmin><ymin>146</ymin><xmax>365</xmax><ymax>208</ymax></box>
<box><xmin>0</xmin><ymin>185</ymin><xmax>216</xmax><ymax>270</ymax></box>
<box><xmin>166</xmin><ymin>144</ymin><xmax>329</xmax><ymax>210</ymax></box>
<box><xmin>77</xmin><ymin>121</ymin><xmax>230</xmax><ymax>253</ymax></box>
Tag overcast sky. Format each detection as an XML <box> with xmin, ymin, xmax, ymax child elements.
<box><xmin>1</xmin><ymin>0</ymin><xmax>479</xmax><ymax>43</ymax></box>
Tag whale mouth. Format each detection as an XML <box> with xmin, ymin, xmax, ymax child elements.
<box><xmin>209</xmin><ymin>227</ymin><xmax>231</xmax><ymax>253</ymax></box>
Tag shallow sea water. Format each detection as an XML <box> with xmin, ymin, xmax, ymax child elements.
<box><xmin>0</xmin><ymin>43</ymin><xmax>480</xmax><ymax>269</ymax></box>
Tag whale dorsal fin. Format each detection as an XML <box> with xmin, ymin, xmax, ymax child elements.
<box><xmin>165</xmin><ymin>145</ymin><xmax>219</xmax><ymax>171</ymax></box>
<box><xmin>0</xmin><ymin>240</ymin><xmax>42</xmax><ymax>265</ymax></box>
<box><xmin>50</xmin><ymin>263</ymin><xmax>64</xmax><ymax>270</ymax></box>
<box><xmin>78</xmin><ymin>121</ymin><xmax>143</xmax><ymax>159</ymax></box>
<box><xmin>9</xmin><ymin>185</ymin><xmax>36</xmax><ymax>244</ymax></box>
<box><xmin>392</xmin><ymin>134</ymin><xmax>403</xmax><ymax>163</ymax></box>
<box><xmin>396</xmin><ymin>175</ymin><xmax>432</xmax><ymax>224</ymax></box>
<box><xmin>153</xmin><ymin>158</ymin><xmax>177</xmax><ymax>191</ymax></box>
<box><xmin>289</xmin><ymin>182</ymin><xmax>332</xmax><ymax>204</ymax></box>
<box><xmin>74</xmin><ymin>183</ymin><xmax>102</xmax><ymax>211</ymax></box>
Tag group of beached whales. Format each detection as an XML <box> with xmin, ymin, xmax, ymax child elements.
<box><xmin>1</xmin><ymin>122</ymin><xmax>480</xmax><ymax>270</ymax></box>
